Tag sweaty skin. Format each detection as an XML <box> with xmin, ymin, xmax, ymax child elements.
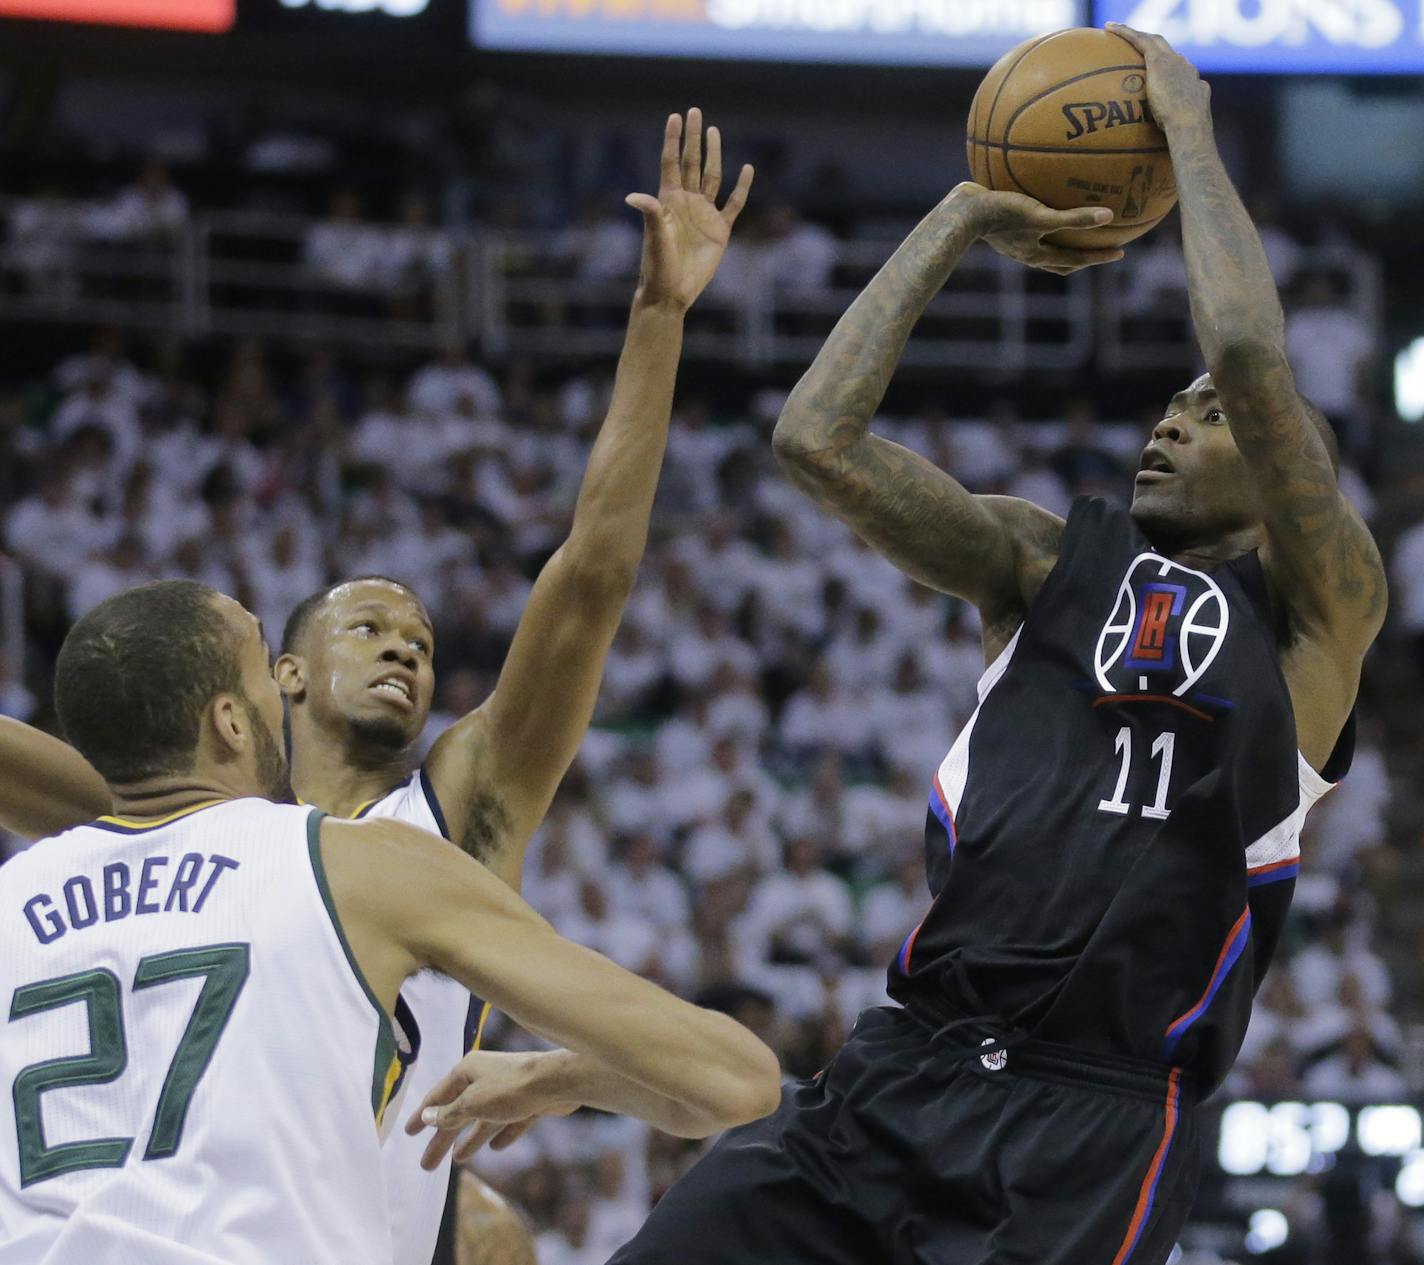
<box><xmin>772</xmin><ymin>47</ymin><xmax>1384</xmax><ymax>773</ymax></box>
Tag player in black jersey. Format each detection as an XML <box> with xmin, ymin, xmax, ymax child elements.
<box><xmin>599</xmin><ymin>29</ymin><xmax>1388</xmax><ymax>1265</ymax></box>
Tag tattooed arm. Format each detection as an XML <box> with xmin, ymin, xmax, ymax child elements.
<box><xmin>773</xmin><ymin>183</ymin><xmax>1120</xmax><ymax>657</ymax></box>
<box><xmin>1113</xmin><ymin>25</ymin><xmax>1386</xmax><ymax>669</ymax></box>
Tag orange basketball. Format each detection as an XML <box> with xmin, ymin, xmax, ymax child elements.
<box><xmin>966</xmin><ymin>28</ymin><xmax>1177</xmax><ymax>249</ymax></box>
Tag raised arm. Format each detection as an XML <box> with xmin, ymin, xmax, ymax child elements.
<box><xmin>772</xmin><ymin>185</ymin><xmax>1119</xmax><ymax>654</ymax></box>
<box><xmin>425</xmin><ymin>110</ymin><xmax>753</xmax><ymax>887</ymax></box>
<box><xmin>322</xmin><ymin>817</ymin><xmax>781</xmax><ymax>1138</ymax></box>
<box><xmin>1111</xmin><ymin>25</ymin><xmax>1386</xmax><ymax>657</ymax></box>
<box><xmin>0</xmin><ymin>717</ymin><xmax>110</xmax><ymax>839</ymax></box>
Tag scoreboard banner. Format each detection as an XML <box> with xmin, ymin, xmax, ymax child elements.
<box><xmin>1095</xmin><ymin>0</ymin><xmax>1424</xmax><ymax>73</ymax></box>
<box><xmin>0</xmin><ymin>0</ymin><xmax>234</xmax><ymax>30</ymax></box>
<box><xmin>470</xmin><ymin>0</ymin><xmax>1088</xmax><ymax>65</ymax></box>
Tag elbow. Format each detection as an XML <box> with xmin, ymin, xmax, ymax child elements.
<box><xmin>695</xmin><ymin>1043</ymin><xmax>783</xmax><ymax>1133</ymax></box>
<box><xmin>556</xmin><ymin>542</ymin><xmax>640</xmax><ymax>607</ymax></box>
<box><xmin>772</xmin><ymin>406</ymin><xmax>831</xmax><ymax>482</ymax></box>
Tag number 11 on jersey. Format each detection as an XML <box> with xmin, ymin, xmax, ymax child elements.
<box><xmin>1098</xmin><ymin>727</ymin><xmax>1176</xmax><ymax>821</ymax></box>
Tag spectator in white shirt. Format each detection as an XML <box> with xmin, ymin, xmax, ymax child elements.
<box><xmin>244</xmin><ymin>523</ymin><xmax>325</xmax><ymax>642</ymax></box>
<box><xmin>1286</xmin><ymin>272</ymin><xmax>1374</xmax><ymax>446</ymax></box>
<box><xmin>1291</xmin><ymin>912</ymin><xmax>1392</xmax><ymax>1011</ymax></box>
<box><xmin>703</xmin><ymin>662</ymin><xmax>770</xmax><ymax>747</ymax></box>
<box><xmin>779</xmin><ymin>659</ymin><xmax>871</xmax><ymax>764</ymax></box>
<box><xmin>303</xmin><ymin>188</ymin><xmax>389</xmax><ymax>294</ymax></box>
<box><xmin>555</xmin><ymin>197</ymin><xmax>642</xmax><ymax>283</ymax></box>
<box><xmin>608</xmin><ymin>834</ymin><xmax>691</xmax><ymax>934</ymax></box>
<box><xmin>777</xmin><ymin>752</ymin><xmax>848</xmax><ymax>856</ymax></box>
<box><xmin>602</xmin><ymin>749</ymin><xmax>674</xmax><ymax>847</ymax></box>
<box><xmin>843</xmin><ymin>766</ymin><xmax>928</xmax><ymax>875</ymax></box>
<box><xmin>407</xmin><ymin>341</ymin><xmax>503</xmax><ymax>421</ymax></box>
<box><xmin>667</xmin><ymin>602</ymin><xmax>758</xmax><ymax>694</ymax></box>
<box><xmin>683</xmin><ymin>788</ymin><xmax>780</xmax><ymax>886</ymax></box>
<box><xmin>737</xmin><ymin>837</ymin><xmax>855</xmax><ymax>970</ymax></box>
<box><xmin>1301</xmin><ymin>1026</ymin><xmax>1407</xmax><ymax>1102</ymax></box>
<box><xmin>871</xmin><ymin>651</ymin><xmax>954</xmax><ymax>776</ymax></box>
<box><xmin>670</xmin><ymin>513</ymin><xmax>760</xmax><ymax>614</ymax></box>
<box><xmin>9</xmin><ymin>185</ymin><xmax>83</xmax><ymax>300</ymax></box>
<box><xmin>67</xmin><ymin>532</ymin><xmax>152</xmax><ymax>621</ymax></box>
<box><xmin>6</xmin><ymin>468</ymin><xmax>112</xmax><ymax>583</ymax></box>
<box><xmin>861</xmin><ymin>855</ymin><xmax>930</xmax><ymax>966</ymax></box>
<box><xmin>95</xmin><ymin>160</ymin><xmax>190</xmax><ymax>248</ymax></box>
<box><xmin>375</xmin><ymin>190</ymin><xmax>453</xmax><ymax>300</ymax></box>
<box><xmin>824</xmin><ymin>605</ymin><xmax>904</xmax><ymax>693</ymax></box>
<box><xmin>601</xmin><ymin>619</ymin><xmax>667</xmax><ymax>722</ymax></box>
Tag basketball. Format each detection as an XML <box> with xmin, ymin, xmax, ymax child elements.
<box><xmin>966</xmin><ymin>28</ymin><xmax>1177</xmax><ymax>249</ymax></box>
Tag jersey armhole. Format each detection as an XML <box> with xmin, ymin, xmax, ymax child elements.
<box><xmin>418</xmin><ymin>766</ymin><xmax>452</xmax><ymax>841</ymax></box>
<box><xmin>305</xmin><ymin>809</ymin><xmax>399</xmax><ymax>1118</ymax></box>
<box><xmin>1010</xmin><ymin>496</ymin><xmax>1099</xmax><ymax>641</ymax></box>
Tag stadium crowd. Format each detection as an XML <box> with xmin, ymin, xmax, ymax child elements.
<box><xmin>1</xmin><ymin>93</ymin><xmax>1422</xmax><ymax>1264</ymax></box>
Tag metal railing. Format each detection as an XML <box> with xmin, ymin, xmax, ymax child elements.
<box><xmin>0</xmin><ymin>198</ymin><xmax>1382</xmax><ymax>375</ymax></box>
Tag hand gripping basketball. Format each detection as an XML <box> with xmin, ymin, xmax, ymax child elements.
<box><xmin>960</xmin><ymin>184</ymin><xmax>1125</xmax><ymax>276</ymax></box>
<box><xmin>1105</xmin><ymin>25</ymin><xmax>1212</xmax><ymax>135</ymax></box>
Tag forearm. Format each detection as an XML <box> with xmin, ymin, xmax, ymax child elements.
<box><xmin>1168</xmin><ymin>114</ymin><xmax>1285</xmax><ymax>363</ymax></box>
<box><xmin>774</xmin><ymin>187</ymin><xmax>983</xmax><ymax>465</ymax></box>
<box><xmin>535</xmin><ymin>1048</ymin><xmax>735</xmax><ymax>1138</ymax></box>
<box><xmin>563</xmin><ymin>295</ymin><xmax>685</xmax><ymax>581</ymax></box>
<box><xmin>0</xmin><ymin>719</ymin><xmax>110</xmax><ymax>839</ymax></box>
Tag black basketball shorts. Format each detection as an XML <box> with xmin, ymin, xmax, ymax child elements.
<box><xmin>609</xmin><ymin>1006</ymin><xmax>1199</xmax><ymax>1265</ymax></box>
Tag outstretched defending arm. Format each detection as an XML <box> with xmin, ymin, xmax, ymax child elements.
<box><xmin>1111</xmin><ymin>25</ymin><xmax>1386</xmax><ymax>661</ymax></box>
<box><xmin>425</xmin><ymin>109</ymin><xmax>753</xmax><ymax>888</ymax></box>
<box><xmin>772</xmin><ymin>184</ymin><xmax>1119</xmax><ymax>656</ymax></box>
<box><xmin>0</xmin><ymin>718</ymin><xmax>110</xmax><ymax>839</ymax></box>
<box><xmin>322</xmin><ymin>817</ymin><xmax>782</xmax><ymax>1139</ymax></box>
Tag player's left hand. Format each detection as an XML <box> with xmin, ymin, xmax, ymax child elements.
<box><xmin>405</xmin><ymin>1050</ymin><xmax>577</xmax><ymax>1171</ymax></box>
<box><xmin>626</xmin><ymin>108</ymin><xmax>754</xmax><ymax>313</ymax></box>
<box><xmin>1106</xmin><ymin>24</ymin><xmax>1212</xmax><ymax>133</ymax></box>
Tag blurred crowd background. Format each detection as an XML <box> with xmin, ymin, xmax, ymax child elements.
<box><xmin>2</xmin><ymin>23</ymin><xmax>1424</xmax><ymax>1265</ymax></box>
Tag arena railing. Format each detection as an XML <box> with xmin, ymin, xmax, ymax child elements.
<box><xmin>1</xmin><ymin>200</ymin><xmax>1376</xmax><ymax>374</ymax></box>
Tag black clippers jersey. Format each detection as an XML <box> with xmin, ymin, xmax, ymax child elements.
<box><xmin>888</xmin><ymin>497</ymin><xmax>1354</xmax><ymax>1092</ymax></box>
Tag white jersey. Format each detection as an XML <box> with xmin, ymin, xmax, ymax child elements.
<box><xmin>0</xmin><ymin>799</ymin><xmax>395</xmax><ymax>1265</ymax></box>
<box><xmin>346</xmin><ymin>769</ymin><xmax>484</xmax><ymax>1265</ymax></box>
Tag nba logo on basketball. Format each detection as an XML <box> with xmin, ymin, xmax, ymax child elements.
<box><xmin>1094</xmin><ymin>554</ymin><xmax>1230</xmax><ymax>699</ymax></box>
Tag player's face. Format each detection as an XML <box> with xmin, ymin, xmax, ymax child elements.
<box><xmin>291</xmin><ymin>581</ymin><xmax>436</xmax><ymax>751</ymax></box>
<box><xmin>1129</xmin><ymin>374</ymin><xmax>1262</xmax><ymax>547</ymax></box>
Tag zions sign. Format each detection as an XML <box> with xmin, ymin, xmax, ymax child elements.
<box><xmin>1095</xmin><ymin>0</ymin><xmax>1424</xmax><ymax>72</ymax></box>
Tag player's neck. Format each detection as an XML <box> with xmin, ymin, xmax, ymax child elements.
<box><xmin>288</xmin><ymin>717</ymin><xmax>409</xmax><ymax>819</ymax></box>
<box><xmin>104</xmin><ymin>776</ymin><xmax>245</xmax><ymax>822</ymax></box>
<box><xmin>1162</xmin><ymin>524</ymin><xmax>1264</xmax><ymax>571</ymax></box>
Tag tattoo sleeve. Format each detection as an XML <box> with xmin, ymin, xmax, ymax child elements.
<box><xmin>771</xmin><ymin>189</ymin><xmax>1056</xmax><ymax>620</ymax></box>
<box><xmin>1169</xmin><ymin>116</ymin><xmax>1286</xmax><ymax>362</ymax></box>
<box><xmin>1168</xmin><ymin>116</ymin><xmax>1387</xmax><ymax>638</ymax></box>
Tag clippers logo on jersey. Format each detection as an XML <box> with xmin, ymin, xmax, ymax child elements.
<box><xmin>1095</xmin><ymin>554</ymin><xmax>1230</xmax><ymax>698</ymax></box>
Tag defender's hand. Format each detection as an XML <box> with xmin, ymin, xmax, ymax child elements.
<box><xmin>1106</xmin><ymin>24</ymin><xmax>1212</xmax><ymax>134</ymax></box>
<box><xmin>627</xmin><ymin>108</ymin><xmax>754</xmax><ymax>313</ymax></box>
<box><xmin>405</xmin><ymin>1050</ymin><xmax>577</xmax><ymax>1171</ymax></box>
<box><xmin>957</xmin><ymin>185</ymin><xmax>1124</xmax><ymax>275</ymax></box>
